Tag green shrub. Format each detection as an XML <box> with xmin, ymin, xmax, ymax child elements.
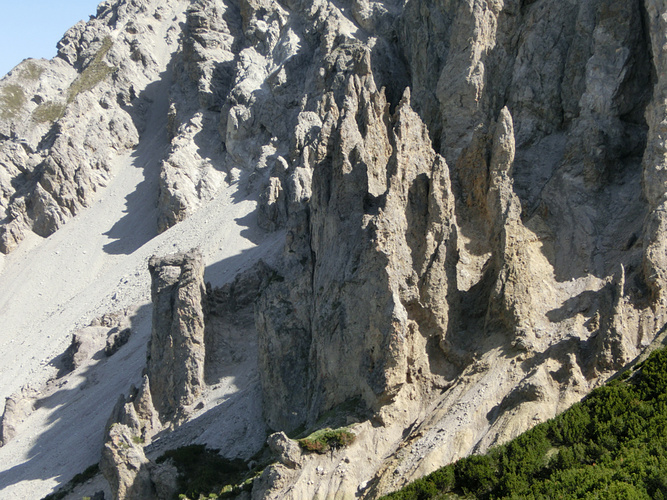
<box><xmin>297</xmin><ymin>427</ymin><xmax>355</xmax><ymax>454</ymax></box>
<box><xmin>383</xmin><ymin>467</ymin><xmax>456</xmax><ymax>500</ymax></box>
<box><xmin>637</xmin><ymin>348</ymin><xmax>667</xmax><ymax>399</ymax></box>
<box><xmin>454</xmin><ymin>454</ymin><xmax>498</xmax><ymax>496</ymax></box>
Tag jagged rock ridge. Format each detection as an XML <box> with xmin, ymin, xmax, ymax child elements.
<box><xmin>2</xmin><ymin>0</ymin><xmax>667</xmax><ymax>499</ymax></box>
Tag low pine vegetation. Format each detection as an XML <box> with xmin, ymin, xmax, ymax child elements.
<box><xmin>382</xmin><ymin>348</ymin><xmax>667</xmax><ymax>499</ymax></box>
<box><xmin>157</xmin><ymin>445</ymin><xmax>255</xmax><ymax>500</ymax></box>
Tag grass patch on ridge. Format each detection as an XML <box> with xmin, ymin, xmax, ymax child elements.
<box><xmin>20</xmin><ymin>61</ymin><xmax>44</xmax><ymax>81</ymax></box>
<box><xmin>0</xmin><ymin>84</ymin><xmax>26</xmax><ymax>119</ymax></box>
<box><xmin>33</xmin><ymin>101</ymin><xmax>66</xmax><ymax>123</ymax></box>
<box><xmin>298</xmin><ymin>427</ymin><xmax>356</xmax><ymax>454</ymax></box>
<box><xmin>67</xmin><ymin>37</ymin><xmax>115</xmax><ymax>104</ymax></box>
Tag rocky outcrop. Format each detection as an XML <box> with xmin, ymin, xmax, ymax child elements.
<box><xmin>105</xmin><ymin>327</ymin><xmax>132</xmax><ymax>357</ymax></box>
<box><xmin>100</xmin><ymin>410</ymin><xmax>178</xmax><ymax>500</ymax></box>
<box><xmin>147</xmin><ymin>249</ymin><xmax>206</xmax><ymax>424</ymax></box>
<box><xmin>642</xmin><ymin>0</ymin><xmax>667</xmax><ymax>304</ymax></box>
<box><xmin>0</xmin><ymin>390</ymin><xmax>35</xmax><ymax>447</ymax></box>
<box><xmin>267</xmin><ymin>432</ymin><xmax>302</xmax><ymax>469</ymax></box>
<box><xmin>5</xmin><ymin>0</ymin><xmax>667</xmax><ymax>499</ymax></box>
<box><xmin>60</xmin><ymin>311</ymin><xmax>134</xmax><ymax>376</ymax></box>
<box><xmin>249</xmin><ymin>0</ymin><xmax>667</xmax><ymax>496</ymax></box>
<box><xmin>0</xmin><ymin>0</ymin><xmax>189</xmax><ymax>253</ymax></box>
<box><xmin>105</xmin><ymin>376</ymin><xmax>161</xmax><ymax>444</ymax></box>
<box><xmin>156</xmin><ymin>0</ymin><xmax>234</xmax><ymax>232</ymax></box>
<box><xmin>100</xmin><ymin>422</ymin><xmax>154</xmax><ymax>500</ymax></box>
<box><xmin>99</xmin><ymin>251</ymin><xmax>271</xmax><ymax>498</ymax></box>
<box><xmin>204</xmin><ymin>259</ymin><xmax>273</xmax><ymax>383</ymax></box>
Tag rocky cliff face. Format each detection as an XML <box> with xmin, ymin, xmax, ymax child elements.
<box><xmin>0</xmin><ymin>0</ymin><xmax>182</xmax><ymax>253</ymax></box>
<box><xmin>2</xmin><ymin>0</ymin><xmax>667</xmax><ymax>498</ymax></box>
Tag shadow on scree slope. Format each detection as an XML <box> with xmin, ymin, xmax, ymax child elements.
<box><xmin>101</xmin><ymin>60</ymin><xmax>174</xmax><ymax>256</ymax></box>
<box><xmin>0</xmin><ymin>234</ymin><xmax>280</xmax><ymax>495</ymax></box>
<box><xmin>0</xmin><ymin>303</ymin><xmax>151</xmax><ymax>494</ymax></box>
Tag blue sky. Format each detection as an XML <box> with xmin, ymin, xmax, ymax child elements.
<box><xmin>0</xmin><ymin>0</ymin><xmax>102</xmax><ymax>77</ymax></box>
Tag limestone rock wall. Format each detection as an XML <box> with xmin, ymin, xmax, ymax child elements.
<box><xmin>248</xmin><ymin>0</ymin><xmax>667</xmax><ymax>497</ymax></box>
<box><xmin>5</xmin><ymin>0</ymin><xmax>667</xmax><ymax>499</ymax></box>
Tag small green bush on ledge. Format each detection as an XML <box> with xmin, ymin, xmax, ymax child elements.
<box><xmin>298</xmin><ymin>427</ymin><xmax>356</xmax><ymax>454</ymax></box>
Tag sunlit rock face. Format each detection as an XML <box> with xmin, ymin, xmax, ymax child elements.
<box><xmin>2</xmin><ymin>0</ymin><xmax>667</xmax><ymax>498</ymax></box>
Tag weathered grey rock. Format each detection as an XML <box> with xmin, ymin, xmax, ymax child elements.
<box><xmin>642</xmin><ymin>0</ymin><xmax>667</xmax><ymax>305</ymax></box>
<box><xmin>6</xmin><ymin>0</ymin><xmax>667</xmax><ymax>499</ymax></box>
<box><xmin>60</xmin><ymin>326</ymin><xmax>110</xmax><ymax>376</ymax></box>
<box><xmin>147</xmin><ymin>249</ymin><xmax>206</xmax><ymax>423</ymax></box>
<box><xmin>267</xmin><ymin>432</ymin><xmax>302</xmax><ymax>469</ymax></box>
<box><xmin>149</xmin><ymin>460</ymin><xmax>179</xmax><ymax>500</ymax></box>
<box><xmin>258</xmin><ymin>77</ymin><xmax>459</xmax><ymax>431</ymax></box>
<box><xmin>257</xmin><ymin>174</ymin><xmax>288</xmax><ymax>231</ymax></box>
<box><xmin>251</xmin><ymin>464</ymin><xmax>293</xmax><ymax>500</ymax></box>
<box><xmin>133</xmin><ymin>376</ymin><xmax>161</xmax><ymax>438</ymax></box>
<box><xmin>204</xmin><ymin>260</ymin><xmax>273</xmax><ymax>383</ymax></box>
<box><xmin>100</xmin><ymin>423</ymin><xmax>154</xmax><ymax>500</ymax></box>
<box><xmin>0</xmin><ymin>0</ymin><xmax>186</xmax><ymax>253</ymax></box>
<box><xmin>247</xmin><ymin>0</ymin><xmax>667</xmax><ymax>496</ymax></box>
<box><xmin>155</xmin><ymin>0</ymin><xmax>236</xmax><ymax>233</ymax></box>
<box><xmin>0</xmin><ymin>392</ymin><xmax>34</xmax><ymax>447</ymax></box>
<box><xmin>106</xmin><ymin>376</ymin><xmax>161</xmax><ymax>444</ymax></box>
<box><xmin>105</xmin><ymin>327</ymin><xmax>132</xmax><ymax>357</ymax></box>
<box><xmin>100</xmin><ymin>374</ymin><xmax>162</xmax><ymax>499</ymax></box>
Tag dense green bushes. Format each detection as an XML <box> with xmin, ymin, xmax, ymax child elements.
<box><xmin>382</xmin><ymin>348</ymin><xmax>667</xmax><ymax>499</ymax></box>
<box><xmin>298</xmin><ymin>427</ymin><xmax>356</xmax><ymax>453</ymax></box>
<box><xmin>157</xmin><ymin>445</ymin><xmax>251</xmax><ymax>500</ymax></box>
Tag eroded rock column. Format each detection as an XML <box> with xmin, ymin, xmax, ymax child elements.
<box><xmin>147</xmin><ymin>249</ymin><xmax>206</xmax><ymax>423</ymax></box>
